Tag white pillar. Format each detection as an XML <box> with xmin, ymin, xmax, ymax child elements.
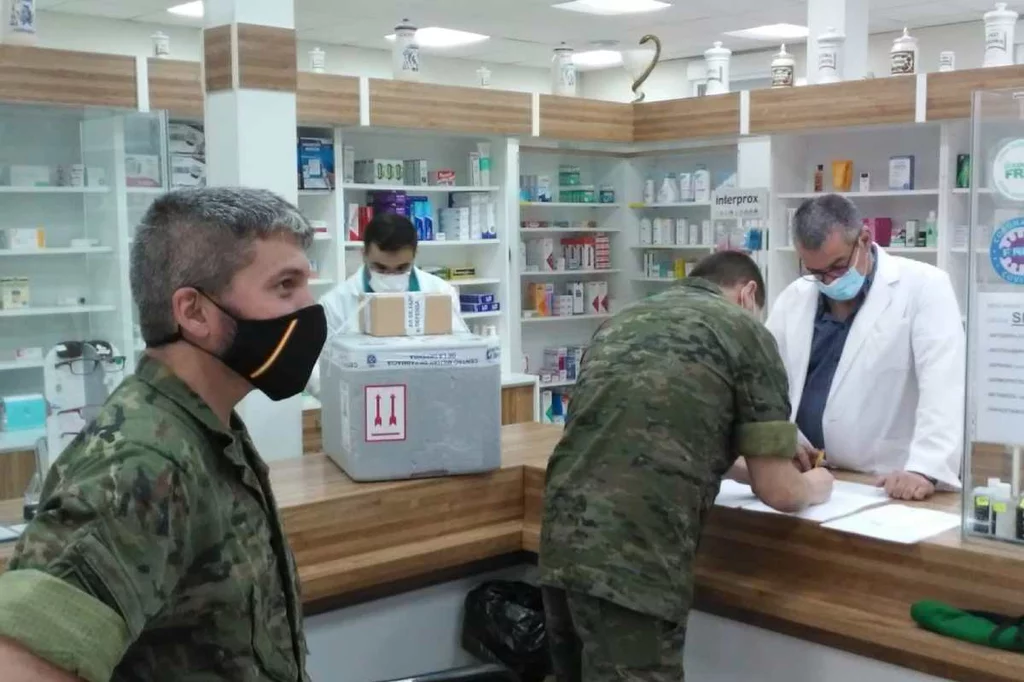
<box><xmin>203</xmin><ymin>0</ymin><xmax>304</xmax><ymax>461</ymax></box>
<box><xmin>806</xmin><ymin>0</ymin><xmax>869</xmax><ymax>83</ymax></box>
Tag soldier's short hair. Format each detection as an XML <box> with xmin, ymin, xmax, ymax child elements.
<box><xmin>130</xmin><ymin>187</ymin><xmax>313</xmax><ymax>344</ymax></box>
<box><xmin>689</xmin><ymin>251</ymin><xmax>766</xmax><ymax>307</ymax></box>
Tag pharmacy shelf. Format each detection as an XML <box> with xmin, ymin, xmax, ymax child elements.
<box><xmin>342</xmin><ymin>184</ymin><xmax>500</xmax><ymax>193</ymax></box>
<box><xmin>298</xmin><ymin>189</ymin><xmax>334</xmax><ymax>196</ymax></box>
<box><xmin>521</xmin><ymin>227</ymin><xmax>622</xmax><ymax>234</ymax></box>
<box><xmin>344</xmin><ymin>239</ymin><xmax>501</xmax><ymax>250</ymax></box>
<box><xmin>629</xmin><ymin>201</ymin><xmax>712</xmax><ymax>209</ymax></box>
<box><xmin>463</xmin><ymin>311</ymin><xmax>502</xmax><ymax>320</ymax></box>
<box><xmin>777</xmin><ymin>246</ymin><xmax>937</xmax><ymax>255</ymax></box>
<box><xmin>448</xmin><ymin>278</ymin><xmax>500</xmax><ymax>286</ymax></box>
<box><xmin>0</xmin><ymin>246</ymin><xmax>112</xmax><ymax>256</ymax></box>
<box><xmin>521</xmin><ymin>269</ymin><xmax>620</xmax><ymax>278</ymax></box>
<box><xmin>0</xmin><ymin>359</ymin><xmax>44</xmax><ymax>372</ymax></box>
<box><xmin>540</xmin><ymin>378</ymin><xmax>577</xmax><ymax>389</ymax></box>
<box><xmin>127</xmin><ymin>187</ymin><xmax>166</xmax><ymax>195</ymax></box>
<box><xmin>952</xmin><ymin>188</ymin><xmax>995</xmax><ymax>195</ymax></box>
<box><xmin>0</xmin><ymin>185</ymin><xmax>110</xmax><ymax>194</ymax></box>
<box><xmin>0</xmin><ymin>427</ymin><xmax>44</xmax><ymax>452</ymax></box>
<box><xmin>776</xmin><ymin>189</ymin><xmax>940</xmax><ymax>199</ymax></box>
<box><xmin>0</xmin><ymin>304</ymin><xmax>116</xmax><ymax>318</ymax></box>
<box><xmin>633</xmin><ymin>277</ymin><xmax>683</xmax><ymax>283</ymax></box>
<box><xmin>521</xmin><ymin>202</ymin><xmax>623</xmax><ymax>208</ymax></box>
<box><xmin>522</xmin><ymin>313</ymin><xmax>612</xmax><ymax>323</ymax></box>
<box><xmin>630</xmin><ymin>244</ymin><xmax>713</xmax><ymax>251</ymax></box>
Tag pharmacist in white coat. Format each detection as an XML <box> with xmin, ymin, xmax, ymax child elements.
<box><xmin>306</xmin><ymin>213</ymin><xmax>469</xmax><ymax>396</ymax></box>
<box><xmin>766</xmin><ymin>194</ymin><xmax>965</xmax><ymax>500</ymax></box>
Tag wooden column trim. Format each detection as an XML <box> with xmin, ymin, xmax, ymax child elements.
<box><xmin>203</xmin><ymin>24</ymin><xmax>232</xmax><ymax>93</ymax></box>
<box><xmin>237</xmin><ymin>24</ymin><xmax>297</xmax><ymax>93</ymax></box>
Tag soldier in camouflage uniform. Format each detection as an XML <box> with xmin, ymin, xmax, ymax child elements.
<box><xmin>539</xmin><ymin>251</ymin><xmax>835</xmax><ymax>682</ymax></box>
<box><xmin>0</xmin><ymin>188</ymin><xmax>328</xmax><ymax>682</ymax></box>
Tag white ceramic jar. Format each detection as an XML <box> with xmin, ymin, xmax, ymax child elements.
<box><xmin>552</xmin><ymin>44</ymin><xmax>577</xmax><ymax>97</ymax></box>
<box><xmin>3</xmin><ymin>0</ymin><xmax>37</xmax><ymax>45</ymax></box>
<box><xmin>704</xmin><ymin>41</ymin><xmax>731</xmax><ymax>96</ymax></box>
<box><xmin>309</xmin><ymin>47</ymin><xmax>326</xmax><ymax>73</ymax></box>
<box><xmin>890</xmin><ymin>27</ymin><xmax>917</xmax><ymax>76</ymax></box>
<box><xmin>816</xmin><ymin>27</ymin><xmax>845</xmax><ymax>84</ymax></box>
<box><xmin>984</xmin><ymin>3</ymin><xmax>1018</xmax><ymax>67</ymax></box>
<box><xmin>771</xmin><ymin>44</ymin><xmax>795</xmax><ymax>88</ymax></box>
<box><xmin>152</xmin><ymin>31</ymin><xmax>170</xmax><ymax>59</ymax></box>
<box><xmin>392</xmin><ymin>19</ymin><xmax>421</xmax><ymax>81</ymax></box>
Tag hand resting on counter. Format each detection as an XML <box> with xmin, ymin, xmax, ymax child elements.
<box><xmin>876</xmin><ymin>471</ymin><xmax>935</xmax><ymax>501</ymax></box>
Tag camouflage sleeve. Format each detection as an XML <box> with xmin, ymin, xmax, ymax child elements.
<box><xmin>733</xmin><ymin>322</ymin><xmax>797</xmax><ymax>459</ymax></box>
<box><xmin>0</xmin><ymin>442</ymin><xmax>203</xmax><ymax>682</ymax></box>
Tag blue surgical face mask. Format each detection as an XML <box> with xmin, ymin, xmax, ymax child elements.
<box><xmin>815</xmin><ymin>244</ymin><xmax>866</xmax><ymax>301</ymax></box>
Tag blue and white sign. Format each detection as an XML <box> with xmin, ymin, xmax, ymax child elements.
<box><xmin>990</xmin><ymin>216</ymin><xmax>1024</xmax><ymax>284</ymax></box>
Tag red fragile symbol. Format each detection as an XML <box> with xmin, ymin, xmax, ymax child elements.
<box><xmin>374</xmin><ymin>395</ymin><xmax>383</xmax><ymax>426</ymax></box>
<box><xmin>389</xmin><ymin>394</ymin><xmax>398</xmax><ymax>426</ymax></box>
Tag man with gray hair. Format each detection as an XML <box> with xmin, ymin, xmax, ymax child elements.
<box><xmin>0</xmin><ymin>188</ymin><xmax>325</xmax><ymax>681</ymax></box>
<box><xmin>766</xmin><ymin>194</ymin><xmax>965</xmax><ymax>501</ymax></box>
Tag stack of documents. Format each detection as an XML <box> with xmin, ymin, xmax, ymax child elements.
<box><xmin>714</xmin><ymin>480</ymin><xmax>888</xmax><ymax>523</ymax></box>
<box><xmin>822</xmin><ymin>505</ymin><xmax>960</xmax><ymax>544</ymax></box>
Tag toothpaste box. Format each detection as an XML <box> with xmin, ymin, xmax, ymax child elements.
<box><xmin>462</xmin><ymin>301</ymin><xmax>501</xmax><ymax>313</ymax></box>
<box><xmin>460</xmin><ymin>293</ymin><xmax>496</xmax><ymax>305</ymax></box>
<box><xmin>298</xmin><ymin>137</ymin><xmax>335</xmax><ymax>190</ymax></box>
<box><xmin>404</xmin><ymin>159</ymin><xmax>429</xmax><ymax>186</ymax></box>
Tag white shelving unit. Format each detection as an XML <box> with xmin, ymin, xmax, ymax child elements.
<box><xmin>767</xmin><ymin>123</ymin><xmax>951</xmax><ymax>311</ymax></box>
<box><xmin>0</xmin><ymin>104</ymin><xmax>168</xmax><ymax>452</ymax></box>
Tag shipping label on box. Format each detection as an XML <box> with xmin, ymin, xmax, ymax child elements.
<box><xmin>360</xmin><ymin>292</ymin><xmax>452</xmax><ymax>337</ymax></box>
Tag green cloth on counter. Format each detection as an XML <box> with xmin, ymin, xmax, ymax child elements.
<box><xmin>911</xmin><ymin>600</ymin><xmax>1024</xmax><ymax>652</ymax></box>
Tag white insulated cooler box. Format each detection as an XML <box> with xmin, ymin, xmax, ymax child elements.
<box><xmin>319</xmin><ymin>334</ymin><xmax>502</xmax><ymax>481</ymax></box>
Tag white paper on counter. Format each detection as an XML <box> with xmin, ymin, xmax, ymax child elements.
<box><xmin>9</xmin><ymin>523</ymin><xmax>26</xmax><ymax>535</ymax></box>
<box><xmin>832</xmin><ymin>480</ymin><xmax>889</xmax><ymax>499</ymax></box>
<box><xmin>740</xmin><ymin>489</ymin><xmax>887</xmax><ymax>523</ymax></box>
<box><xmin>822</xmin><ymin>504</ymin><xmax>960</xmax><ymax>544</ymax></box>
<box><xmin>715</xmin><ymin>480</ymin><xmax>758</xmax><ymax>508</ymax></box>
<box><xmin>0</xmin><ymin>526</ymin><xmax>19</xmax><ymax>542</ymax></box>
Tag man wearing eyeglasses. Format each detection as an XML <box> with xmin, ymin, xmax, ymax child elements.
<box><xmin>766</xmin><ymin>194</ymin><xmax>965</xmax><ymax>500</ymax></box>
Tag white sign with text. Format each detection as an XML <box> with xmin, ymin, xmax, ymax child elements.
<box><xmin>975</xmin><ymin>292</ymin><xmax>1024</xmax><ymax>445</ymax></box>
<box><xmin>711</xmin><ymin>188</ymin><xmax>769</xmax><ymax>220</ymax></box>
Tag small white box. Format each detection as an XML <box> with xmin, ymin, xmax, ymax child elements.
<box><xmin>2</xmin><ymin>228</ymin><xmax>44</xmax><ymax>250</ymax></box>
<box><xmin>343</xmin><ymin>145</ymin><xmax>355</xmax><ymax>184</ymax></box>
<box><xmin>469</xmin><ymin>152</ymin><xmax>482</xmax><ymax>187</ymax></box>
<box><xmin>87</xmin><ymin>167</ymin><xmax>107</xmax><ymax>188</ymax></box>
<box><xmin>528</xmin><ymin>238</ymin><xmax>557</xmax><ymax>271</ymax></box>
<box><xmin>404</xmin><ymin>160</ymin><xmax>428</xmax><ymax>186</ymax></box>
<box><xmin>569</xmin><ymin>281</ymin><xmax>585</xmax><ymax>314</ymax></box>
<box><xmin>585</xmin><ymin>281</ymin><xmax>602</xmax><ymax>314</ymax></box>
<box><xmin>597</xmin><ymin>281</ymin><xmax>609</xmax><ymax>313</ymax></box>
<box><xmin>676</xmin><ymin>220</ymin><xmax>688</xmax><ymax>245</ymax></box>
<box><xmin>355</xmin><ymin>159</ymin><xmax>404</xmax><ymax>185</ymax></box>
<box><xmin>125</xmin><ymin>154</ymin><xmax>162</xmax><ymax>188</ymax></box>
<box><xmin>171</xmin><ymin>154</ymin><xmax>206</xmax><ymax>187</ymax></box>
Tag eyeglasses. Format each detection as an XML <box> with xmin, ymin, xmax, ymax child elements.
<box><xmin>54</xmin><ymin>356</ymin><xmax>126</xmax><ymax>376</ymax></box>
<box><xmin>52</xmin><ymin>404</ymin><xmax>103</xmax><ymax>432</ymax></box>
<box><xmin>800</xmin><ymin>240</ymin><xmax>861</xmax><ymax>283</ymax></box>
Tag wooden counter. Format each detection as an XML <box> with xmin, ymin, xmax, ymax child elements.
<box><xmin>2</xmin><ymin>424</ymin><xmax>1023</xmax><ymax>681</ymax></box>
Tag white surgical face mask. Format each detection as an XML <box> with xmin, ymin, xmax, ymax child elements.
<box><xmin>369</xmin><ymin>271</ymin><xmax>411</xmax><ymax>293</ymax></box>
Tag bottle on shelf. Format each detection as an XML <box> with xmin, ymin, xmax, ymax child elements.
<box><xmin>925</xmin><ymin>211</ymin><xmax>937</xmax><ymax>248</ymax></box>
<box><xmin>693</xmin><ymin>166</ymin><xmax>710</xmax><ymax>202</ymax></box>
<box><xmin>813</xmin><ymin>165</ymin><xmax>825</xmax><ymax>192</ymax></box>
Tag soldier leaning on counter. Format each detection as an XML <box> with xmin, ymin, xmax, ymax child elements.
<box><xmin>0</xmin><ymin>188</ymin><xmax>327</xmax><ymax>681</ymax></box>
<box><xmin>540</xmin><ymin>251</ymin><xmax>834</xmax><ymax>682</ymax></box>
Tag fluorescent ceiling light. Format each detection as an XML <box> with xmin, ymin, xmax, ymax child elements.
<box><xmin>167</xmin><ymin>1</ymin><xmax>203</xmax><ymax>18</ymax></box>
<box><xmin>573</xmin><ymin>50</ymin><xmax>623</xmax><ymax>69</ymax></box>
<box><xmin>724</xmin><ymin>23</ymin><xmax>809</xmax><ymax>40</ymax></box>
<box><xmin>552</xmin><ymin>0</ymin><xmax>671</xmax><ymax>17</ymax></box>
<box><xmin>384</xmin><ymin>27</ymin><xmax>490</xmax><ymax>49</ymax></box>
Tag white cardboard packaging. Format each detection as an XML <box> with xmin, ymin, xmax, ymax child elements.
<box><xmin>319</xmin><ymin>334</ymin><xmax>501</xmax><ymax>481</ymax></box>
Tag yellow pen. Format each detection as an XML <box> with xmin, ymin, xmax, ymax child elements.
<box><xmin>813</xmin><ymin>450</ymin><xmax>826</xmax><ymax>468</ymax></box>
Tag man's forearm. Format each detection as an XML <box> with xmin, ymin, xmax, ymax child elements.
<box><xmin>0</xmin><ymin>638</ymin><xmax>80</xmax><ymax>682</ymax></box>
<box><xmin>726</xmin><ymin>457</ymin><xmax>750</xmax><ymax>485</ymax></box>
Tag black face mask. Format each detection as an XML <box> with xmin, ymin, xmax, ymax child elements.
<box><xmin>152</xmin><ymin>292</ymin><xmax>328</xmax><ymax>402</ymax></box>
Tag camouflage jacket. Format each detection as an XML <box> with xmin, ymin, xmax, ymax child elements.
<box><xmin>539</xmin><ymin>278</ymin><xmax>796</xmax><ymax>623</ymax></box>
<box><xmin>0</xmin><ymin>356</ymin><xmax>308</xmax><ymax>682</ymax></box>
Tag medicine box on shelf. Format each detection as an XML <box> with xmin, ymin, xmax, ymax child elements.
<box><xmin>298</xmin><ymin>137</ymin><xmax>335</xmax><ymax>190</ymax></box>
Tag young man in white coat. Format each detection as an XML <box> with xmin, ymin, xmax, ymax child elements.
<box><xmin>766</xmin><ymin>194</ymin><xmax>965</xmax><ymax>500</ymax></box>
<box><xmin>306</xmin><ymin>212</ymin><xmax>469</xmax><ymax>396</ymax></box>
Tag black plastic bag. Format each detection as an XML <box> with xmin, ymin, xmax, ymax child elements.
<box><xmin>461</xmin><ymin>581</ymin><xmax>551</xmax><ymax>682</ymax></box>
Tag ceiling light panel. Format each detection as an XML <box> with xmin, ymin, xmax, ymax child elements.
<box><xmin>384</xmin><ymin>27</ymin><xmax>490</xmax><ymax>49</ymax></box>
<box><xmin>167</xmin><ymin>1</ymin><xmax>204</xmax><ymax>18</ymax></box>
<box><xmin>724</xmin><ymin>23</ymin><xmax>809</xmax><ymax>41</ymax></box>
<box><xmin>552</xmin><ymin>0</ymin><xmax>671</xmax><ymax>17</ymax></box>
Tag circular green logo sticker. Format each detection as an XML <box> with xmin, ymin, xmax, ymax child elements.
<box><xmin>992</xmin><ymin>138</ymin><xmax>1024</xmax><ymax>201</ymax></box>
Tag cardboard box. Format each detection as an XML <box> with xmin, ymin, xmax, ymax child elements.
<box><xmin>1</xmin><ymin>228</ymin><xmax>45</xmax><ymax>250</ymax></box>
<box><xmin>9</xmin><ymin>165</ymin><xmax>50</xmax><ymax>187</ymax></box>
<box><xmin>360</xmin><ymin>292</ymin><xmax>452</xmax><ymax>337</ymax></box>
<box><xmin>356</xmin><ymin>159</ymin><xmax>404</xmax><ymax>185</ymax></box>
<box><xmin>298</xmin><ymin>137</ymin><xmax>335</xmax><ymax>190</ymax></box>
<box><xmin>0</xmin><ymin>276</ymin><xmax>29</xmax><ymax>309</ymax></box>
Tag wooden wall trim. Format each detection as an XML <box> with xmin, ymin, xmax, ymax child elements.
<box><xmin>0</xmin><ymin>45</ymin><xmax>136</xmax><ymax>109</ymax></box>
<box><xmin>203</xmin><ymin>25</ymin><xmax>232</xmax><ymax>93</ymax></box>
<box><xmin>297</xmin><ymin>73</ymin><xmax>360</xmax><ymax>126</ymax></box>
<box><xmin>237</xmin><ymin>23</ymin><xmax>297</xmax><ymax>93</ymax></box>
<box><xmin>148</xmin><ymin>58</ymin><xmax>202</xmax><ymax>119</ymax></box>
<box><xmin>749</xmin><ymin>78</ymin><xmax>916</xmax><ymax>134</ymax></box>
<box><xmin>927</xmin><ymin>65</ymin><xmax>1024</xmax><ymax>121</ymax></box>
<box><xmin>368</xmin><ymin>79</ymin><xmax>531</xmax><ymax>136</ymax></box>
<box><xmin>538</xmin><ymin>95</ymin><xmax>633</xmax><ymax>143</ymax></box>
<box><xmin>633</xmin><ymin>93</ymin><xmax>740</xmax><ymax>141</ymax></box>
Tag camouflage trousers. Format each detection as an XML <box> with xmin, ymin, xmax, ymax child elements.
<box><xmin>542</xmin><ymin>587</ymin><xmax>686</xmax><ymax>682</ymax></box>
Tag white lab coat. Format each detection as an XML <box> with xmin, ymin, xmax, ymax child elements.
<box><xmin>765</xmin><ymin>247</ymin><xmax>965</xmax><ymax>488</ymax></box>
<box><xmin>307</xmin><ymin>266</ymin><xmax>470</xmax><ymax>396</ymax></box>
